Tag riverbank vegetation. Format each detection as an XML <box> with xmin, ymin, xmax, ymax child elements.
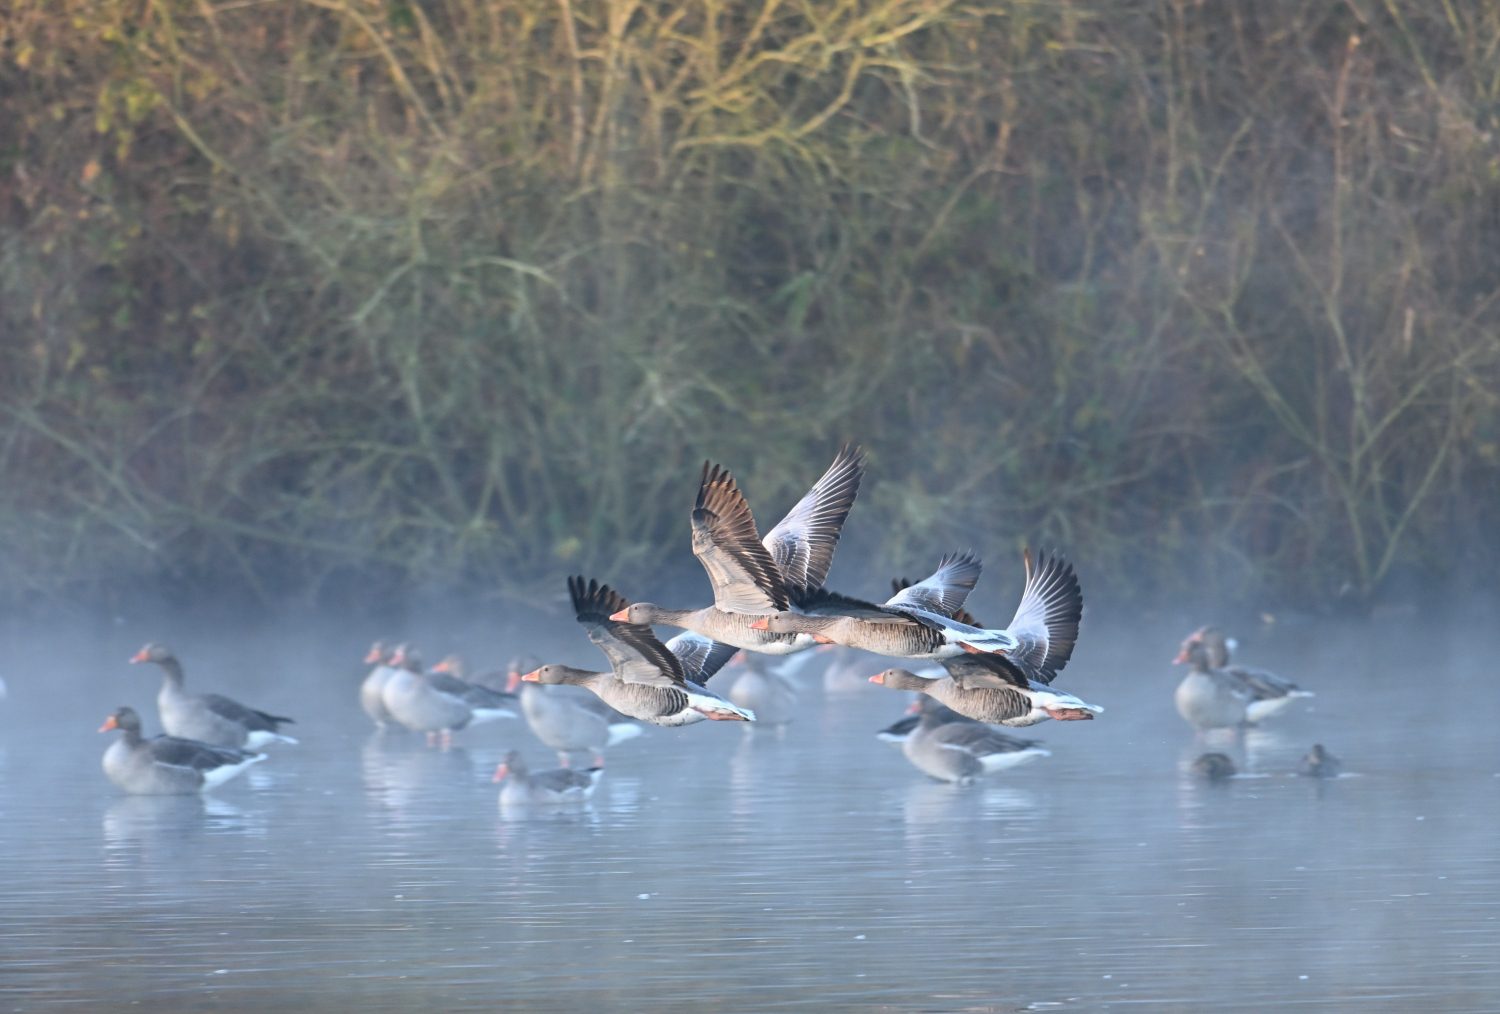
<box><xmin>2</xmin><ymin>0</ymin><xmax>1499</xmax><ymax>610</ymax></box>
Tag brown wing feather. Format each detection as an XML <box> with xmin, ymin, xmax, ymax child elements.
<box><xmin>691</xmin><ymin>463</ymin><xmax>789</xmax><ymax>613</ymax></box>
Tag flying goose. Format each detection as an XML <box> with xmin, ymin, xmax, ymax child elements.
<box><xmin>130</xmin><ymin>644</ymin><xmax>297</xmax><ymax>750</ymax></box>
<box><xmin>381</xmin><ymin>644</ymin><xmax>518</xmax><ymax>747</ymax></box>
<box><xmin>1173</xmin><ymin>627</ymin><xmax>1311</xmax><ymax>729</ymax></box>
<box><xmin>899</xmin><ymin>706</ymin><xmax>1050</xmax><ymax>784</ymax></box>
<box><xmin>100</xmin><ymin>706</ymin><xmax>265</xmax><ymax>795</ymax></box>
<box><xmin>360</xmin><ymin>640</ymin><xmax>399</xmax><ymax>728</ymax></box>
<box><xmin>522</xmin><ymin>577</ymin><xmax>753</xmax><ymax>725</ymax></box>
<box><xmin>868</xmin><ymin>551</ymin><xmax>1099</xmax><ymax>725</ymax></box>
<box><xmin>492</xmin><ymin>749</ymin><xmax>603</xmax><ymax>806</ymax></box>
<box><xmin>754</xmin><ymin>548</ymin><xmax>1067</xmax><ymax>661</ymax></box>
<box><xmin>611</xmin><ymin>448</ymin><xmax>864</xmax><ymax>654</ymax></box>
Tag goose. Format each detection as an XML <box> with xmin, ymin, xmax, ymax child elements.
<box><xmin>430</xmin><ymin>654</ymin><xmax>513</xmax><ymax>695</ymax></box>
<box><xmin>1190</xmin><ymin>753</ymin><xmax>1237</xmax><ymax>780</ymax></box>
<box><xmin>522</xmin><ymin>577</ymin><xmax>753</xmax><ymax>726</ymax></box>
<box><xmin>1298</xmin><ymin>744</ymin><xmax>1341</xmax><ymax>778</ymax></box>
<box><xmin>130</xmin><ymin>644</ymin><xmax>297</xmax><ymax>749</ymax></box>
<box><xmin>876</xmin><ymin>695</ymin><xmax>979</xmax><ymax>744</ymax></box>
<box><xmin>492</xmin><ymin>749</ymin><xmax>603</xmax><ymax>806</ymax></box>
<box><xmin>719</xmin><ymin>649</ymin><xmax>821</xmax><ymax>726</ymax></box>
<box><xmin>610</xmin><ymin>448</ymin><xmax>864</xmax><ymax>655</ymax></box>
<box><xmin>868</xmin><ymin>551</ymin><xmax>1099</xmax><ymax>725</ymax></box>
<box><xmin>749</xmin><ymin>551</ymin><xmax>1020</xmax><ymax>659</ymax></box>
<box><xmin>381</xmin><ymin>644</ymin><xmax>518</xmax><ymax>747</ymax></box>
<box><xmin>516</xmin><ymin>681</ymin><xmax>644</xmax><ymax>767</ymax></box>
<box><xmin>360</xmin><ymin>640</ymin><xmax>399</xmax><ymax>728</ymax></box>
<box><xmin>899</xmin><ymin>706</ymin><xmax>1050</xmax><ymax>783</ymax></box>
<box><xmin>99</xmin><ymin>706</ymin><xmax>265</xmax><ymax>795</ymax></box>
<box><xmin>1173</xmin><ymin>627</ymin><xmax>1312</xmax><ymax>729</ymax></box>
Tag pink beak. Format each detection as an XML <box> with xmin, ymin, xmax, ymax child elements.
<box><xmin>609</xmin><ymin>609</ymin><xmax>629</xmax><ymax>622</ymax></box>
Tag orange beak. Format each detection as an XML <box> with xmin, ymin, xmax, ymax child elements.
<box><xmin>731</xmin><ymin>651</ymin><xmax>746</xmax><ymax>664</ymax></box>
<box><xmin>98</xmin><ymin>715</ymin><xmax>118</xmax><ymax>732</ymax></box>
<box><xmin>364</xmin><ymin>647</ymin><xmax>382</xmax><ymax>664</ymax></box>
<box><xmin>1172</xmin><ymin>649</ymin><xmax>1189</xmax><ymax>664</ymax></box>
<box><xmin>390</xmin><ymin>652</ymin><xmax>406</xmax><ymax>666</ymax></box>
<box><xmin>868</xmin><ymin>674</ymin><xmax>885</xmax><ymax>685</ymax></box>
<box><xmin>609</xmin><ymin>609</ymin><xmax>629</xmax><ymax>622</ymax></box>
<box><xmin>129</xmin><ymin>649</ymin><xmax>149</xmax><ymax>664</ymax></box>
<box><xmin>749</xmin><ymin>618</ymin><xmax>769</xmax><ymax>631</ymax></box>
<box><xmin>521</xmin><ymin>669</ymin><xmax>541</xmax><ymax>682</ymax></box>
<box><xmin>505</xmin><ymin>671</ymin><xmax>521</xmax><ymax>693</ymax></box>
<box><xmin>812</xmin><ymin>634</ymin><xmax>834</xmax><ymax>644</ymax></box>
<box><xmin>491</xmin><ymin>764</ymin><xmax>509</xmax><ymax>783</ymax></box>
<box><xmin>905</xmin><ymin>699</ymin><xmax>922</xmax><ymax>714</ymax></box>
<box><xmin>431</xmin><ymin>661</ymin><xmax>451</xmax><ymax>673</ymax></box>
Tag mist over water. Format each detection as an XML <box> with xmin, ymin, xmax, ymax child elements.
<box><xmin>1</xmin><ymin>600</ymin><xmax>1497</xmax><ymax>1012</ymax></box>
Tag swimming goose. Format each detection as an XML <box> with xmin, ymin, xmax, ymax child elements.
<box><xmin>523</xmin><ymin>577</ymin><xmax>753</xmax><ymax>725</ymax></box>
<box><xmin>868</xmin><ymin>551</ymin><xmax>1098</xmax><ymax>725</ymax></box>
<box><xmin>611</xmin><ymin>448</ymin><xmax>864</xmax><ymax>655</ymax></box>
<box><xmin>100</xmin><ymin>706</ymin><xmax>265</xmax><ymax>795</ymax></box>
<box><xmin>1173</xmin><ymin>627</ymin><xmax>1312</xmax><ymax>729</ymax></box>
<box><xmin>492</xmin><ymin>749</ymin><xmax>603</xmax><ymax>805</ymax></box>
<box><xmin>720</xmin><ymin>649</ymin><xmax>822</xmax><ymax>726</ymax></box>
<box><xmin>381</xmin><ymin>644</ymin><xmax>518</xmax><ymax>747</ymax></box>
<box><xmin>749</xmin><ymin>550</ymin><xmax>1019</xmax><ymax>659</ymax></box>
<box><xmin>876</xmin><ymin>695</ymin><xmax>977</xmax><ymax>743</ymax></box>
<box><xmin>1298</xmin><ymin>744</ymin><xmax>1341</xmax><ymax>778</ymax></box>
<box><xmin>130</xmin><ymin>644</ymin><xmax>297</xmax><ymax>750</ymax></box>
<box><xmin>517</xmin><ymin>681</ymin><xmax>644</xmax><ymax>767</ymax></box>
<box><xmin>360</xmin><ymin>640</ymin><xmax>399</xmax><ymax>728</ymax></box>
<box><xmin>1191</xmin><ymin>753</ymin><xmax>1237</xmax><ymax>780</ymax></box>
<box><xmin>900</xmin><ymin>707</ymin><xmax>1050</xmax><ymax>783</ymax></box>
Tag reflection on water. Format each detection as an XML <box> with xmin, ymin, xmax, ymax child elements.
<box><xmin>1</xmin><ymin>617</ymin><xmax>1499</xmax><ymax>1011</ymax></box>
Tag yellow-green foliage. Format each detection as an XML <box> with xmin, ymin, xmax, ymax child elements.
<box><xmin>1</xmin><ymin>0</ymin><xmax>1498</xmax><ymax>607</ymax></box>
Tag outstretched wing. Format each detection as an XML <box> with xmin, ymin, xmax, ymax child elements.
<box><xmin>761</xmin><ymin>446</ymin><xmax>864</xmax><ymax>597</ymax></box>
<box><xmin>664</xmin><ymin>632</ymin><xmax>740</xmax><ymax>685</ymax></box>
<box><xmin>939</xmin><ymin>652</ymin><xmax>1031</xmax><ymax>691</ymax></box>
<box><xmin>794</xmin><ymin>586</ymin><xmax>910</xmax><ymax>622</ymax></box>
<box><xmin>1004</xmin><ymin>549</ymin><xmax>1082</xmax><ymax>685</ymax></box>
<box><xmin>691</xmin><ymin>463</ymin><xmax>789</xmax><ymax>613</ymax></box>
<box><xmin>884</xmin><ymin>551</ymin><xmax>982</xmax><ymax>617</ymax></box>
<box><xmin>569</xmin><ymin>576</ymin><xmax>686</xmax><ymax>688</ymax></box>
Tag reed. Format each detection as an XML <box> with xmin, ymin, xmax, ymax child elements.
<box><xmin>1</xmin><ymin>0</ymin><xmax>1497</xmax><ymax>610</ymax></box>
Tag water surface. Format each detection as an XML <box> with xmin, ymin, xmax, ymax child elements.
<box><xmin>1</xmin><ymin>613</ymin><xmax>1496</xmax><ymax>1012</ymax></box>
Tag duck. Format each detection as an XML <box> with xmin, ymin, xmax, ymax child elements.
<box><xmin>876</xmin><ymin>695</ymin><xmax>978</xmax><ymax>744</ymax></box>
<box><xmin>1298</xmin><ymin>744</ymin><xmax>1341</xmax><ymax>778</ymax></box>
<box><xmin>868</xmin><ymin>551</ymin><xmax>1099</xmax><ymax>725</ymax></box>
<box><xmin>360</xmin><ymin>640</ymin><xmax>399</xmax><ymax>728</ymax></box>
<box><xmin>522</xmin><ymin>577</ymin><xmax>753</xmax><ymax>726</ymax></box>
<box><xmin>99</xmin><ymin>706</ymin><xmax>265</xmax><ymax>795</ymax></box>
<box><xmin>492</xmin><ymin>749</ymin><xmax>603</xmax><ymax>805</ymax></box>
<box><xmin>899</xmin><ymin>706</ymin><xmax>1050</xmax><ymax>784</ymax></box>
<box><xmin>1190</xmin><ymin>753</ymin><xmax>1237</xmax><ymax>780</ymax></box>
<box><xmin>381</xmin><ymin>644</ymin><xmax>518</xmax><ymax>747</ymax></box>
<box><xmin>1173</xmin><ymin>627</ymin><xmax>1312</xmax><ymax>729</ymax></box>
<box><xmin>130</xmin><ymin>643</ymin><xmax>297</xmax><ymax>750</ymax></box>
<box><xmin>610</xmin><ymin>448</ymin><xmax>864</xmax><ymax>655</ymax></box>
<box><xmin>749</xmin><ymin>550</ymin><xmax>1021</xmax><ymax>660</ymax></box>
<box><xmin>516</xmin><ymin>680</ymin><xmax>644</xmax><ymax>767</ymax></box>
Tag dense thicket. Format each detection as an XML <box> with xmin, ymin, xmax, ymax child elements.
<box><xmin>2</xmin><ymin>0</ymin><xmax>1499</xmax><ymax>610</ymax></box>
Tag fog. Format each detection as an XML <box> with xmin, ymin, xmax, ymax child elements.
<box><xmin>2</xmin><ymin>592</ymin><xmax>1497</xmax><ymax>1012</ymax></box>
